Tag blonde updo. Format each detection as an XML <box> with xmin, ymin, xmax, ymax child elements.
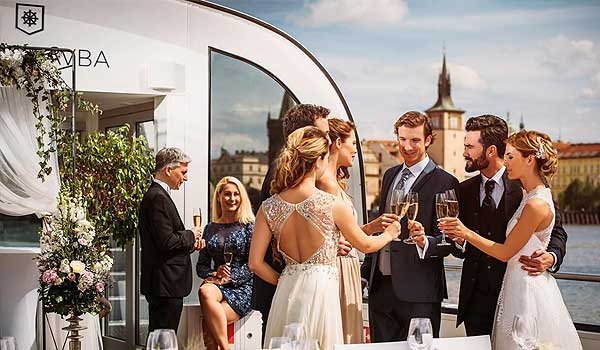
<box><xmin>270</xmin><ymin>126</ymin><xmax>329</xmax><ymax>194</ymax></box>
<box><xmin>506</xmin><ymin>130</ymin><xmax>558</xmax><ymax>182</ymax></box>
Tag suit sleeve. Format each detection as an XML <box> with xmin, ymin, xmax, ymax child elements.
<box><xmin>423</xmin><ymin>176</ymin><xmax>460</xmax><ymax>259</ymax></box>
<box><xmin>196</xmin><ymin>244</ymin><xmax>214</xmax><ymax>279</ymax></box>
<box><xmin>547</xmin><ymin>202</ymin><xmax>568</xmax><ymax>273</ymax></box>
<box><xmin>230</xmin><ymin>222</ymin><xmax>254</xmax><ymax>287</ymax></box>
<box><xmin>150</xmin><ymin>196</ymin><xmax>195</xmax><ymax>253</ymax></box>
<box><xmin>361</xmin><ymin>253</ymin><xmax>373</xmax><ymax>281</ymax></box>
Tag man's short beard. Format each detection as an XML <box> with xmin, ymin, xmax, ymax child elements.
<box><xmin>465</xmin><ymin>153</ymin><xmax>489</xmax><ymax>172</ymax></box>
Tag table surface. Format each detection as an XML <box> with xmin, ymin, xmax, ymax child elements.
<box><xmin>333</xmin><ymin>335</ymin><xmax>491</xmax><ymax>350</ymax></box>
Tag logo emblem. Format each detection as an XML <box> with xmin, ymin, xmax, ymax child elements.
<box><xmin>15</xmin><ymin>3</ymin><xmax>45</xmax><ymax>35</ymax></box>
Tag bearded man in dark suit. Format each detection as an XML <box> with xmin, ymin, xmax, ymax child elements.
<box><xmin>139</xmin><ymin>147</ymin><xmax>203</xmax><ymax>333</ymax></box>
<box><xmin>453</xmin><ymin>115</ymin><xmax>568</xmax><ymax>336</ymax></box>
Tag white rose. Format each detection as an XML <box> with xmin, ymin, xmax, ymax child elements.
<box><xmin>70</xmin><ymin>260</ymin><xmax>85</xmax><ymax>274</ymax></box>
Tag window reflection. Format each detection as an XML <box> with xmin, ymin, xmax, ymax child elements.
<box><xmin>210</xmin><ymin>51</ymin><xmax>297</xmax><ymax>213</ymax></box>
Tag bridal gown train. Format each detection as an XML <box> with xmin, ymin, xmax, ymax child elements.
<box><xmin>493</xmin><ymin>187</ymin><xmax>582</xmax><ymax>350</ymax></box>
<box><xmin>262</xmin><ymin>190</ymin><xmax>343</xmax><ymax>350</ymax></box>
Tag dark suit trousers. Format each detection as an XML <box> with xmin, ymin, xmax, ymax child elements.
<box><xmin>368</xmin><ymin>273</ymin><xmax>441</xmax><ymax>342</ymax></box>
<box><xmin>146</xmin><ymin>295</ymin><xmax>183</xmax><ymax>333</ymax></box>
<box><xmin>463</xmin><ymin>288</ymin><xmax>497</xmax><ymax>336</ymax></box>
<box><xmin>253</xmin><ymin>277</ymin><xmax>276</xmax><ymax>343</ymax></box>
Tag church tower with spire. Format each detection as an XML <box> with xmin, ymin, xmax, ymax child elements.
<box><xmin>425</xmin><ymin>52</ymin><xmax>467</xmax><ymax>180</ymax></box>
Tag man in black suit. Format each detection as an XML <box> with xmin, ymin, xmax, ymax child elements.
<box><xmin>452</xmin><ymin>115</ymin><xmax>568</xmax><ymax>336</ymax></box>
<box><xmin>139</xmin><ymin>147</ymin><xmax>203</xmax><ymax>333</ymax></box>
<box><xmin>361</xmin><ymin>111</ymin><xmax>459</xmax><ymax>341</ymax></box>
<box><xmin>253</xmin><ymin>104</ymin><xmax>333</xmax><ymax>340</ymax></box>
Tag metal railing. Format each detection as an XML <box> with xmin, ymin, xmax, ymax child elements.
<box><xmin>442</xmin><ymin>263</ymin><xmax>600</xmax><ymax>333</ymax></box>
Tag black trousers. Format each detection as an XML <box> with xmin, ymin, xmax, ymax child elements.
<box><xmin>463</xmin><ymin>288</ymin><xmax>497</xmax><ymax>336</ymax></box>
<box><xmin>252</xmin><ymin>277</ymin><xmax>277</xmax><ymax>343</ymax></box>
<box><xmin>368</xmin><ymin>274</ymin><xmax>441</xmax><ymax>342</ymax></box>
<box><xmin>146</xmin><ymin>295</ymin><xmax>184</xmax><ymax>333</ymax></box>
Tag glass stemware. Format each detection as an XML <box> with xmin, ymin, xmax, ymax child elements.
<box><xmin>403</xmin><ymin>192</ymin><xmax>419</xmax><ymax>244</ymax></box>
<box><xmin>193</xmin><ymin>207</ymin><xmax>202</xmax><ymax>228</ymax></box>
<box><xmin>268</xmin><ymin>336</ymin><xmax>293</xmax><ymax>350</ymax></box>
<box><xmin>146</xmin><ymin>329</ymin><xmax>178</xmax><ymax>350</ymax></box>
<box><xmin>512</xmin><ymin>315</ymin><xmax>538</xmax><ymax>350</ymax></box>
<box><xmin>390</xmin><ymin>189</ymin><xmax>408</xmax><ymax>241</ymax></box>
<box><xmin>435</xmin><ymin>192</ymin><xmax>451</xmax><ymax>246</ymax></box>
<box><xmin>407</xmin><ymin>318</ymin><xmax>433</xmax><ymax>350</ymax></box>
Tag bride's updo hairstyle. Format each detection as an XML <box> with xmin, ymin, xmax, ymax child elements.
<box><xmin>506</xmin><ymin>129</ymin><xmax>558</xmax><ymax>182</ymax></box>
<box><xmin>270</xmin><ymin>126</ymin><xmax>329</xmax><ymax>194</ymax></box>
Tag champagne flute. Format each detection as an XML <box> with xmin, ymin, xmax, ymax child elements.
<box><xmin>390</xmin><ymin>189</ymin><xmax>408</xmax><ymax>241</ymax></box>
<box><xmin>193</xmin><ymin>207</ymin><xmax>202</xmax><ymax>228</ymax></box>
<box><xmin>222</xmin><ymin>241</ymin><xmax>233</xmax><ymax>284</ymax></box>
<box><xmin>512</xmin><ymin>315</ymin><xmax>538</xmax><ymax>350</ymax></box>
<box><xmin>407</xmin><ymin>318</ymin><xmax>433</xmax><ymax>350</ymax></box>
<box><xmin>435</xmin><ymin>192</ymin><xmax>451</xmax><ymax>246</ymax></box>
<box><xmin>444</xmin><ymin>189</ymin><xmax>459</xmax><ymax>217</ymax></box>
<box><xmin>403</xmin><ymin>192</ymin><xmax>419</xmax><ymax>244</ymax></box>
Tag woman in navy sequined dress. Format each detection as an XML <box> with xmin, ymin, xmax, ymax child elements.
<box><xmin>196</xmin><ymin>176</ymin><xmax>254</xmax><ymax>350</ymax></box>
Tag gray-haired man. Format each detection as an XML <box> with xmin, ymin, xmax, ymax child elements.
<box><xmin>139</xmin><ymin>147</ymin><xmax>203</xmax><ymax>333</ymax></box>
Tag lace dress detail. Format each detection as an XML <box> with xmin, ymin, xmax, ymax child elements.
<box><xmin>262</xmin><ymin>190</ymin><xmax>343</xmax><ymax>350</ymax></box>
<box><xmin>493</xmin><ymin>187</ymin><xmax>581</xmax><ymax>350</ymax></box>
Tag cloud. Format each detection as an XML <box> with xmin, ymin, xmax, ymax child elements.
<box><xmin>539</xmin><ymin>35</ymin><xmax>600</xmax><ymax>77</ymax></box>
<box><xmin>292</xmin><ymin>0</ymin><xmax>408</xmax><ymax>28</ymax></box>
<box><xmin>439</xmin><ymin>63</ymin><xmax>488</xmax><ymax>91</ymax></box>
<box><xmin>402</xmin><ymin>6</ymin><xmax>598</xmax><ymax>32</ymax></box>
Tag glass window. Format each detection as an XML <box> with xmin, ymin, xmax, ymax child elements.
<box><xmin>450</xmin><ymin>116</ymin><xmax>458</xmax><ymax>129</ymax></box>
<box><xmin>0</xmin><ymin>213</ymin><xmax>40</xmax><ymax>247</ymax></box>
<box><xmin>136</xmin><ymin>121</ymin><xmax>156</xmax><ymax>151</ymax></box>
<box><xmin>209</xmin><ymin>51</ymin><xmax>297</xmax><ymax>214</ymax></box>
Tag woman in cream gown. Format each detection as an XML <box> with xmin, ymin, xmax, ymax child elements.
<box><xmin>440</xmin><ymin>130</ymin><xmax>582</xmax><ymax>350</ymax></box>
<box><xmin>316</xmin><ymin>119</ymin><xmax>398</xmax><ymax>344</ymax></box>
<box><xmin>249</xmin><ymin>126</ymin><xmax>400</xmax><ymax>350</ymax></box>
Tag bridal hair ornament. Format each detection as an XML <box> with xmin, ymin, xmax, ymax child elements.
<box><xmin>535</xmin><ymin>137</ymin><xmax>546</xmax><ymax>160</ymax></box>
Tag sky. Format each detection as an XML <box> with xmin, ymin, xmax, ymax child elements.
<box><xmin>211</xmin><ymin>0</ymin><xmax>600</xmax><ymax>144</ymax></box>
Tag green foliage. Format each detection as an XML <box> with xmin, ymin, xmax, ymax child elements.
<box><xmin>558</xmin><ymin>179</ymin><xmax>600</xmax><ymax>212</ymax></box>
<box><xmin>0</xmin><ymin>44</ymin><xmax>100</xmax><ymax>180</ymax></box>
<box><xmin>60</xmin><ymin>126</ymin><xmax>155</xmax><ymax>247</ymax></box>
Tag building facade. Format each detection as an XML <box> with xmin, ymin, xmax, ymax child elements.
<box><xmin>211</xmin><ymin>149</ymin><xmax>269</xmax><ymax>191</ymax></box>
<box><xmin>550</xmin><ymin>142</ymin><xmax>600</xmax><ymax>196</ymax></box>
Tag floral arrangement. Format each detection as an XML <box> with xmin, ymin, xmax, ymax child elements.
<box><xmin>0</xmin><ymin>43</ymin><xmax>100</xmax><ymax>180</ymax></box>
<box><xmin>37</xmin><ymin>189</ymin><xmax>113</xmax><ymax>316</ymax></box>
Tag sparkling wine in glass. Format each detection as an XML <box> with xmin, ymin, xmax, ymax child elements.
<box><xmin>223</xmin><ymin>241</ymin><xmax>233</xmax><ymax>266</ymax></box>
<box><xmin>444</xmin><ymin>189</ymin><xmax>459</xmax><ymax>217</ymax></box>
<box><xmin>403</xmin><ymin>192</ymin><xmax>419</xmax><ymax>244</ymax></box>
<box><xmin>435</xmin><ymin>192</ymin><xmax>451</xmax><ymax>246</ymax></box>
<box><xmin>193</xmin><ymin>207</ymin><xmax>202</xmax><ymax>228</ymax></box>
<box><xmin>390</xmin><ymin>189</ymin><xmax>408</xmax><ymax>241</ymax></box>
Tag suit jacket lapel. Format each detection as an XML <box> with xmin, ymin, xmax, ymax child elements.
<box><xmin>152</xmin><ymin>182</ymin><xmax>184</xmax><ymax>228</ymax></box>
<box><xmin>409</xmin><ymin>158</ymin><xmax>437</xmax><ymax>193</ymax></box>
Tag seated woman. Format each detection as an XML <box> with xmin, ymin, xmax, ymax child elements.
<box><xmin>196</xmin><ymin>176</ymin><xmax>255</xmax><ymax>350</ymax></box>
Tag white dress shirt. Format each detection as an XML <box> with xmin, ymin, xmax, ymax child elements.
<box><xmin>153</xmin><ymin>178</ymin><xmax>171</xmax><ymax>196</ymax></box>
<box><xmin>379</xmin><ymin>156</ymin><xmax>430</xmax><ymax>275</ymax></box>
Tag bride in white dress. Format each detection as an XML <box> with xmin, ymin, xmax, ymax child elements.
<box><xmin>249</xmin><ymin>126</ymin><xmax>400</xmax><ymax>350</ymax></box>
<box><xmin>440</xmin><ymin>130</ymin><xmax>582</xmax><ymax>350</ymax></box>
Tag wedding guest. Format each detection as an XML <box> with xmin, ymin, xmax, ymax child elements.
<box><xmin>440</xmin><ymin>130</ymin><xmax>581</xmax><ymax>349</ymax></box>
<box><xmin>249</xmin><ymin>126</ymin><xmax>400</xmax><ymax>350</ymax></box>
<box><xmin>450</xmin><ymin>115</ymin><xmax>567</xmax><ymax>336</ymax></box>
<box><xmin>361</xmin><ymin>111</ymin><xmax>459</xmax><ymax>341</ymax></box>
<box><xmin>139</xmin><ymin>147</ymin><xmax>203</xmax><ymax>333</ymax></box>
<box><xmin>196</xmin><ymin>176</ymin><xmax>255</xmax><ymax>350</ymax></box>
<box><xmin>316</xmin><ymin>118</ymin><xmax>398</xmax><ymax>344</ymax></box>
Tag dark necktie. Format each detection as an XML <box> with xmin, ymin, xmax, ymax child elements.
<box><xmin>396</xmin><ymin>168</ymin><xmax>412</xmax><ymax>191</ymax></box>
<box><xmin>480</xmin><ymin>180</ymin><xmax>496</xmax><ymax>236</ymax></box>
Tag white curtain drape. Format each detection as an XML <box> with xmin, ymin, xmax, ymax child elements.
<box><xmin>0</xmin><ymin>86</ymin><xmax>60</xmax><ymax>216</ymax></box>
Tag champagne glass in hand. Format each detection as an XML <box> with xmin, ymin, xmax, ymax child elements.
<box><xmin>221</xmin><ymin>241</ymin><xmax>233</xmax><ymax>284</ymax></box>
<box><xmin>404</xmin><ymin>192</ymin><xmax>419</xmax><ymax>244</ymax></box>
<box><xmin>193</xmin><ymin>207</ymin><xmax>202</xmax><ymax>228</ymax></box>
<box><xmin>390</xmin><ymin>189</ymin><xmax>408</xmax><ymax>241</ymax></box>
<box><xmin>435</xmin><ymin>192</ymin><xmax>451</xmax><ymax>246</ymax></box>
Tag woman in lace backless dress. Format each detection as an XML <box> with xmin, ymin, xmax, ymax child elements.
<box><xmin>440</xmin><ymin>130</ymin><xmax>581</xmax><ymax>350</ymax></box>
<box><xmin>249</xmin><ymin>126</ymin><xmax>400</xmax><ymax>350</ymax></box>
<box><xmin>316</xmin><ymin>119</ymin><xmax>400</xmax><ymax>344</ymax></box>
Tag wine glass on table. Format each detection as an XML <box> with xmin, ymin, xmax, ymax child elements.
<box><xmin>512</xmin><ymin>315</ymin><xmax>538</xmax><ymax>350</ymax></box>
<box><xmin>146</xmin><ymin>329</ymin><xmax>178</xmax><ymax>350</ymax></box>
<box><xmin>390</xmin><ymin>189</ymin><xmax>408</xmax><ymax>241</ymax></box>
<box><xmin>407</xmin><ymin>318</ymin><xmax>433</xmax><ymax>350</ymax></box>
<box><xmin>403</xmin><ymin>192</ymin><xmax>419</xmax><ymax>244</ymax></box>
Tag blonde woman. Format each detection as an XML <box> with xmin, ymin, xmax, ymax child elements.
<box><xmin>196</xmin><ymin>176</ymin><xmax>255</xmax><ymax>350</ymax></box>
<box><xmin>316</xmin><ymin>118</ymin><xmax>398</xmax><ymax>344</ymax></box>
<box><xmin>439</xmin><ymin>130</ymin><xmax>582</xmax><ymax>350</ymax></box>
<box><xmin>249</xmin><ymin>126</ymin><xmax>400</xmax><ymax>350</ymax></box>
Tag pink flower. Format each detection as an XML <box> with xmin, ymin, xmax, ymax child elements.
<box><xmin>67</xmin><ymin>273</ymin><xmax>76</xmax><ymax>281</ymax></box>
<box><xmin>95</xmin><ymin>282</ymin><xmax>104</xmax><ymax>293</ymax></box>
<box><xmin>82</xmin><ymin>271</ymin><xmax>94</xmax><ymax>284</ymax></box>
<box><xmin>42</xmin><ymin>269</ymin><xmax>58</xmax><ymax>284</ymax></box>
